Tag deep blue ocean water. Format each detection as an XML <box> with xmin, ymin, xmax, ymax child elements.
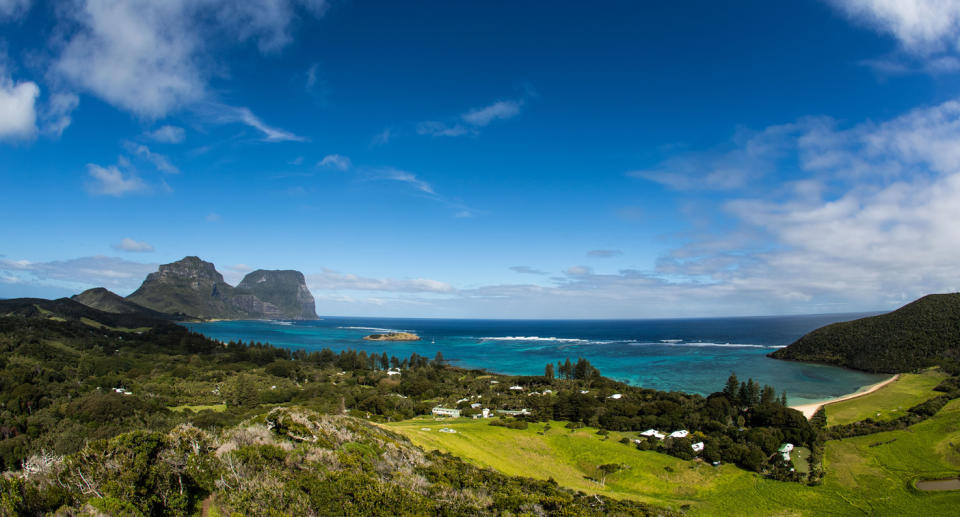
<box><xmin>183</xmin><ymin>313</ymin><xmax>889</xmax><ymax>405</ymax></box>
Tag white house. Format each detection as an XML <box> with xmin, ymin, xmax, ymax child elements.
<box><xmin>692</xmin><ymin>442</ymin><xmax>704</xmax><ymax>452</ymax></box>
<box><xmin>387</xmin><ymin>368</ymin><xmax>401</xmax><ymax>376</ymax></box>
<box><xmin>580</xmin><ymin>390</ymin><xmax>590</xmax><ymax>394</ymax></box>
<box><xmin>669</xmin><ymin>430</ymin><xmax>689</xmax><ymax>439</ymax></box>
<box><xmin>640</xmin><ymin>429</ymin><xmax>666</xmax><ymax>440</ymax></box>
<box><xmin>432</xmin><ymin>407</ymin><xmax>461</xmax><ymax>418</ymax></box>
<box><xmin>608</xmin><ymin>393</ymin><xmax>623</xmax><ymax>399</ymax></box>
<box><xmin>509</xmin><ymin>385</ymin><xmax>524</xmax><ymax>391</ymax></box>
<box><xmin>778</xmin><ymin>443</ymin><xmax>794</xmax><ymax>461</ymax></box>
<box><xmin>470</xmin><ymin>402</ymin><xmax>482</xmax><ymax>409</ymax></box>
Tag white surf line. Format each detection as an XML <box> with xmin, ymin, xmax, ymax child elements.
<box><xmin>790</xmin><ymin>374</ymin><xmax>900</xmax><ymax>420</ymax></box>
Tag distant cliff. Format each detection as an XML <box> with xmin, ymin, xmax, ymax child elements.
<box><xmin>769</xmin><ymin>293</ymin><xmax>960</xmax><ymax>373</ymax></box>
<box><xmin>124</xmin><ymin>256</ymin><xmax>318</xmax><ymax>320</ymax></box>
<box><xmin>236</xmin><ymin>270</ymin><xmax>318</xmax><ymax>320</ymax></box>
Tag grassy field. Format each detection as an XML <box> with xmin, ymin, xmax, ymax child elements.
<box><xmin>386</xmin><ymin>399</ymin><xmax>960</xmax><ymax>515</ymax></box>
<box><xmin>826</xmin><ymin>369</ymin><xmax>948</xmax><ymax>426</ymax></box>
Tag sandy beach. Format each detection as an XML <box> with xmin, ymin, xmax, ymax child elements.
<box><xmin>790</xmin><ymin>374</ymin><xmax>900</xmax><ymax>419</ymax></box>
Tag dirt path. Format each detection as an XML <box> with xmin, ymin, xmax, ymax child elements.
<box><xmin>790</xmin><ymin>374</ymin><xmax>900</xmax><ymax>419</ymax></box>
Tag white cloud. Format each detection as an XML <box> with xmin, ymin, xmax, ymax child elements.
<box><xmin>51</xmin><ymin>0</ymin><xmax>328</xmax><ymax>119</ymax></box>
<box><xmin>85</xmin><ymin>163</ymin><xmax>147</xmax><ymax>196</ymax></box>
<box><xmin>0</xmin><ymin>255</ymin><xmax>157</xmax><ymax>293</ymax></box>
<box><xmin>146</xmin><ymin>125</ymin><xmax>185</xmax><ymax>143</ymax></box>
<box><xmin>829</xmin><ymin>0</ymin><xmax>960</xmax><ymax>54</ymax></box>
<box><xmin>112</xmin><ymin>238</ymin><xmax>155</xmax><ymax>253</ymax></box>
<box><xmin>628</xmin><ymin>96</ymin><xmax>960</xmax><ymax>312</ymax></box>
<box><xmin>318</xmin><ymin>154</ymin><xmax>351</xmax><ymax>170</ymax></box>
<box><xmin>461</xmin><ymin>100</ymin><xmax>522</xmax><ymax>126</ymax></box>
<box><xmin>307</xmin><ymin>268</ymin><xmax>455</xmax><ymax>294</ymax></box>
<box><xmin>123</xmin><ymin>141</ymin><xmax>179</xmax><ymax>174</ymax></box>
<box><xmin>0</xmin><ymin>0</ymin><xmax>30</xmax><ymax>20</ymax></box>
<box><xmin>205</xmin><ymin>213</ymin><xmax>221</xmax><ymax>222</ymax></box>
<box><xmin>0</xmin><ymin>73</ymin><xmax>38</xmax><ymax>141</ymax></box>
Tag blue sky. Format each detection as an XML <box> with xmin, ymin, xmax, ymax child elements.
<box><xmin>2</xmin><ymin>0</ymin><xmax>960</xmax><ymax>318</ymax></box>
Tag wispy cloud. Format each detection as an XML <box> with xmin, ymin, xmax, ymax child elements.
<box><xmin>0</xmin><ymin>0</ymin><xmax>30</xmax><ymax>21</ymax></box>
<box><xmin>418</xmin><ymin>97</ymin><xmax>527</xmax><ymax>137</ymax></box>
<box><xmin>50</xmin><ymin>0</ymin><xmax>330</xmax><ymax>119</ymax></box>
<box><xmin>318</xmin><ymin>154</ymin><xmax>351</xmax><ymax>171</ymax></box>
<box><xmin>374</xmin><ymin>167</ymin><xmax>436</xmax><ymax>194</ymax></box>
<box><xmin>85</xmin><ymin>164</ymin><xmax>148</xmax><ymax>196</ymax></box>
<box><xmin>112</xmin><ymin>238</ymin><xmax>155</xmax><ymax>253</ymax></box>
<box><xmin>462</xmin><ymin>100</ymin><xmax>523</xmax><ymax>126</ymax></box>
<box><xmin>40</xmin><ymin>92</ymin><xmax>79</xmax><ymax>138</ymax></box>
<box><xmin>307</xmin><ymin>268</ymin><xmax>455</xmax><ymax>293</ymax></box>
<box><xmin>146</xmin><ymin>125</ymin><xmax>185</xmax><ymax>143</ymax></box>
<box><xmin>587</xmin><ymin>249</ymin><xmax>623</xmax><ymax>258</ymax></box>
<box><xmin>510</xmin><ymin>266</ymin><xmax>548</xmax><ymax>275</ymax></box>
<box><xmin>123</xmin><ymin>141</ymin><xmax>179</xmax><ymax>174</ymax></box>
<box><xmin>0</xmin><ymin>255</ymin><xmax>157</xmax><ymax>293</ymax></box>
<box><xmin>203</xmin><ymin>103</ymin><xmax>306</xmax><ymax>142</ymax></box>
<box><xmin>371</xmin><ymin>127</ymin><xmax>392</xmax><ymax>146</ymax></box>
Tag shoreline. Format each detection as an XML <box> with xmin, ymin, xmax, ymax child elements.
<box><xmin>790</xmin><ymin>374</ymin><xmax>900</xmax><ymax>419</ymax></box>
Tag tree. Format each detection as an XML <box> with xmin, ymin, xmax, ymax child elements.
<box><xmin>596</xmin><ymin>463</ymin><xmax>624</xmax><ymax>487</ymax></box>
<box><xmin>433</xmin><ymin>351</ymin><xmax>445</xmax><ymax>366</ymax></box>
<box><xmin>562</xmin><ymin>358</ymin><xmax>573</xmax><ymax>380</ymax></box>
<box><xmin>760</xmin><ymin>385</ymin><xmax>777</xmax><ymax>405</ymax></box>
<box><xmin>544</xmin><ymin>363</ymin><xmax>555</xmax><ymax>380</ymax></box>
<box><xmin>723</xmin><ymin>373</ymin><xmax>739</xmax><ymax>401</ymax></box>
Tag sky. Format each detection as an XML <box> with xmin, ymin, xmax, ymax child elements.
<box><xmin>2</xmin><ymin>0</ymin><xmax>960</xmax><ymax>319</ymax></box>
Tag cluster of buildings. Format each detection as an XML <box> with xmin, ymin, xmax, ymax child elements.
<box><xmin>637</xmin><ymin>428</ymin><xmax>704</xmax><ymax>453</ymax></box>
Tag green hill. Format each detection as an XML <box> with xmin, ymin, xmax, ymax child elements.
<box><xmin>770</xmin><ymin>293</ymin><xmax>960</xmax><ymax>372</ymax></box>
<box><xmin>71</xmin><ymin>287</ymin><xmax>180</xmax><ymax>319</ymax></box>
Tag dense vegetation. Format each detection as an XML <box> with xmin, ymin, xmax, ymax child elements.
<box><xmin>2</xmin><ymin>295</ymin><xmax>958</xmax><ymax>514</ymax></box>
<box><xmin>770</xmin><ymin>293</ymin><xmax>960</xmax><ymax>372</ymax></box>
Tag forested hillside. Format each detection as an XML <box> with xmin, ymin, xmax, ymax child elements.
<box><xmin>770</xmin><ymin>293</ymin><xmax>960</xmax><ymax>372</ymax></box>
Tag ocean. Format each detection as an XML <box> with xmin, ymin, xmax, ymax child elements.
<box><xmin>183</xmin><ymin>312</ymin><xmax>889</xmax><ymax>405</ymax></box>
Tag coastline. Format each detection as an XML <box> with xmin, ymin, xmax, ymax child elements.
<box><xmin>790</xmin><ymin>374</ymin><xmax>900</xmax><ymax>419</ymax></box>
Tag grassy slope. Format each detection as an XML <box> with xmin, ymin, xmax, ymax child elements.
<box><xmin>826</xmin><ymin>369</ymin><xmax>948</xmax><ymax>426</ymax></box>
<box><xmin>387</xmin><ymin>401</ymin><xmax>960</xmax><ymax>516</ymax></box>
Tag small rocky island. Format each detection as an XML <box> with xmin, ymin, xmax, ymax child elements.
<box><xmin>363</xmin><ymin>332</ymin><xmax>421</xmax><ymax>341</ymax></box>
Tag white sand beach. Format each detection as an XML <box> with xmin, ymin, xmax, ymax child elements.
<box><xmin>790</xmin><ymin>374</ymin><xmax>900</xmax><ymax>419</ymax></box>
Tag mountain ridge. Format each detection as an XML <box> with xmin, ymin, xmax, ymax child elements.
<box><xmin>124</xmin><ymin>256</ymin><xmax>318</xmax><ymax>321</ymax></box>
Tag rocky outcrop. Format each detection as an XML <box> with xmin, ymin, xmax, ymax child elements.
<box><xmin>363</xmin><ymin>332</ymin><xmax>420</xmax><ymax>341</ymax></box>
<box><xmin>124</xmin><ymin>257</ymin><xmax>318</xmax><ymax>320</ymax></box>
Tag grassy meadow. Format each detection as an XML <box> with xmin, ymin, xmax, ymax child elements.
<box><xmin>386</xmin><ymin>398</ymin><xmax>960</xmax><ymax>515</ymax></box>
<box><xmin>826</xmin><ymin>369</ymin><xmax>948</xmax><ymax>426</ymax></box>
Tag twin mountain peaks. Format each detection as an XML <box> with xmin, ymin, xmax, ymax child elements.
<box><xmin>73</xmin><ymin>256</ymin><xmax>318</xmax><ymax>320</ymax></box>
